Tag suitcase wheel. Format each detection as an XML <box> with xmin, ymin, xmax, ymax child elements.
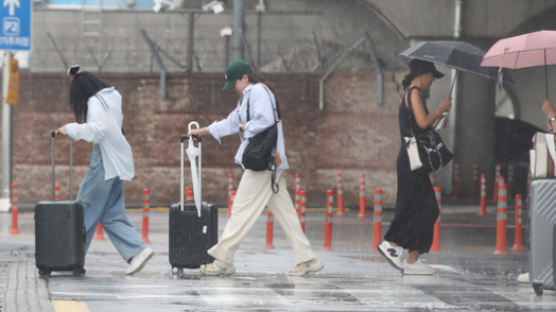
<box><xmin>533</xmin><ymin>282</ymin><xmax>543</xmax><ymax>296</ymax></box>
<box><xmin>172</xmin><ymin>267</ymin><xmax>183</xmax><ymax>279</ymax></box>
<box><xmin>38</xmin><ymin>268</ymin><xmax>51</xmax><ymax>277</ymax></box>
<box><xmin>72</xmin><ymin>267</ymin><xmax>86</xmax><ymax>276</ymax></box>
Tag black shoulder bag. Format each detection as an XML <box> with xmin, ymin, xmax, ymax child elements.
<box><xmin>242</xmin><ymin>86</ymin><xmax>281</xmax><ymax>192</ymax></box>
<box><xmin>405</xmin><ymin>87</ymin><xmax>454</xmax><ymax>173</ymax></box>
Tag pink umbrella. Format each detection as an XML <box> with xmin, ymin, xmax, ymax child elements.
<box><xmin>481</xmin><ymin>30</ymin><xmax>556</xmax><ymax>99</ymax></box>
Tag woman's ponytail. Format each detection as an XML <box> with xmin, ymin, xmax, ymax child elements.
<box><xmin>402</xmin><ymin>73</ymin><xmax>414</xmax><ymax>89</ymax></box>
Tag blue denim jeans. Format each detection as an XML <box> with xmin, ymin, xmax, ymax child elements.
<box><xmin>78</xmin><ymin>146</ymin><xmax>144</xmax><ymax>262</ymax></box>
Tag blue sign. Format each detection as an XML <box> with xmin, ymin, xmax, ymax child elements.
<box><xmin>0</xmin><ymin>0</ymin><xmax>30</xmax><ymax>51</ymax></box>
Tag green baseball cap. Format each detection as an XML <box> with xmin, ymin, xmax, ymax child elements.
<box><xmin>223</xmin><ymin>60</ymin><xmax>252</xmax><ymax>90</ymax></box>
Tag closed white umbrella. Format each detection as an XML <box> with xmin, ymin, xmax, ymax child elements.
<box><xmin>186</xmin><ymin>121</ymin><xmax>202</xmax><ymax>217</ymax></box>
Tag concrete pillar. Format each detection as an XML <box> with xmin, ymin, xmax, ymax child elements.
<box><xmin>187</xmin><ymin>11</ymin><xmax>195</xmax><ymax>72</ymax></box>
<box><xmin>455</xmin><ymin>72</ymin><xmax>496</xmax><ymax>197</ymax></box>
<box><xmin>233</xmin><ymin>0</ymin><xmax>244</xmax><ymax>61</ymax></box>
<box><xmin>0</xmin><ymin>52</ymin><xmax>12</xmax><ymax>211</ymax></box>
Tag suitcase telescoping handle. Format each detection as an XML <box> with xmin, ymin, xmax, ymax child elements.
<box><xmin>50</xmin><ymin>131</ymin><xmax>74</xmax><ymax>201</ymax></box>
<box><xmin>180</xmin><ymin>134</ymin><xmax>202</xmax><ymax>211</ymax></box>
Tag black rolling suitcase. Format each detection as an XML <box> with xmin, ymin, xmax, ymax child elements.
<box><xmin>169</xmin><ymin>132</ymin><xmax>218</xmax><ymax>275</ymax></box>
<box><xmin>169</xmin><ymin>203</ymin><xmax>218</xmax><ymax>271</ymax></box>
<box><xmin>35</xmin><ymin>132</ymin><xmax>85</xmax><ymax>277</ymax></box>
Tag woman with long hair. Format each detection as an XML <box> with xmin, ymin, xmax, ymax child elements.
<box><xmin>55</xmin><ymin>68</ymin><xmax>154</xmax><ymax>275</ymax></box>
<box><xmin>378</xmin><ymin>59</ymin><xmax>451</xmax><ymax>275</ymax></box>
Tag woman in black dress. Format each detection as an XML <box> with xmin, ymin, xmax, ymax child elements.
<box><xmin>378</xmin><ymin>59</ymin><xmax>451</xmax><ymax>275</ymax></box>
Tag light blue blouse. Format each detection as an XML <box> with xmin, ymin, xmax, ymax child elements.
<box><xmin>208</xmin><ymin>83</ymin><xmax>289</xmax><ymax>170</ymax></box>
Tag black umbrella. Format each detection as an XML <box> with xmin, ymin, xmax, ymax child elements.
<box><xmin>400</xmin><ymin>41</ymin><xmax>512</xmax><ymax>94</ymax></box>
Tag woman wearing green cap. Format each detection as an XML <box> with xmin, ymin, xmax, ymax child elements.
<box><xmin>187</xmin><ymin>60</ymin><xmax>323</xmax><ymax>276</ymax></box>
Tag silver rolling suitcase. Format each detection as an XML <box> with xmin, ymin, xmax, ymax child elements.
<box><xmin>528</xmin><ymin>179</ymin><xmax>556</xmax><ymax>295</ymax></box>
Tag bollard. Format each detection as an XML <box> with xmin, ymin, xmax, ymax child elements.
<box><xmin>431</xmin><ymin>187</ymin><xmax>442</xmax><ymax>252</ymax></box>
<box><xmin>300</xmin><ymin>190</ymin><xmax>307</xmax><ymax>233</ymax></box>
<box><xmin>142</xmin><ymin>188</ymin><xmax>150</xmax><ymax>244</ymax></box>
<box><xmin>371</xmin><ymin>188</ymin><xmax>383</xmax><ymax>251</ymax></box>
<box><xmin>295</xmin><ymin>173</ymin><xmax>301</xmax><ymax>219</ymax></box>
<box><xmin>55</xmin><ymin>184</ymin><xmax>61</xmax><ymax>201</ymax></box>
<box><xmin>453</xmin><ymin>162</ymin><xmax>460</xmax><ymax>199</ymax></box>
<box><xmin>324</xmin><ymin>189</ymin><xmax>334</xmax><ymax>250</ymax></box>
<box><xmin>228</xmin><ymin>190</ymin><xmax>236</xmax><ymax>217</ymax></box>
<box><xmin>227</xmin><ymin>192</ymin><xmax>232</xmax><ymax>217</ymax></box>
<box><xmin>472</xmin><ymin>163</ymin><xmax>479</xmax><ymax>198</ymax></box>
<box><xmin>295</xmin><ymin>189</ymin><xmax>301</xmax><ymax>216</ymax></box>
<box><xmin>295</xmin><ymin>174</ymin><xmax>301</xmax><ymax>216</ymax></box>
<box><xmin>336</xmin><ymin>172</ymin><xmax>345</xmax><ymax>216</ymax></box>
<box><xmin>495</xmin><ymin>175</ymin><xmax>503</xmax><ymax>205</ymax></box>
<box><xmin>494</xmin><ymin>183</ymin><xmax>508</xmax><ymax>255</ymax></box>
<box><xmin>227</xmin><ymin>173</ymin><xmax>233</xmax><ymax>216</ymax></box>
<box><xmin>294</xmin><ymin>174</ymin><xmax>302</xmax><ymax>227</ymax></box>
<box><xmin>95</xmin><ymin>223</ymin><xmax>105</xmax><ymax>241</ymax></box>
<box><xmin>358</xmin><ymin>173</ymin><xmax>366</xmax><ymax>218</ymax></box>
<box><xmin>186</xmin><ymin>187</ymin><xmax>194</xmax><ymax>204</ymax></box>
<box><xmin>479</xmin><ymin>173</ymin><xmax>487</xmax><ymax>216</ymax></box>
<box><xmin>10</xmin><ymin>183</ymin><xmax>19</xmax><ymax>235</ymax></box>
<box><xmin>93</xmin><ymin>187</ymin><xmax>105</xmax><ymax>241</ymax></box>
<box><xmin>512</xmin><ymin>194</ymin><xmax>524</xmax><ymax>252</ymax></box>
<box><xmin>264</xmin><ymin>211</ymin><xmax>275</xmax><ymax>250</ymax></box>
<box><xmin>493</xmin><ymin>164</ymin><xmax>501</xmax><ymax>201</ymax></box>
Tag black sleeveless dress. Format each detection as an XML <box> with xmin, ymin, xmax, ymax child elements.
<box><xmin>384</xmin><ymin>87</ymin><xmax>440</xmax><ymax>254</ymax></box>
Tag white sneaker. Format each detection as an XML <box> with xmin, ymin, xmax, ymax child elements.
<box><xmin>517</xmin><ymin>272</ymin><xmax>530</xmax><ymax>283</ymax></box>
<box><xmin>402</xmin><ymin>259</ymin><xmax>435</xmax><ymax>275</ymax></box>
<box><xmin>288</xmin><ymin>258</ymin><xmax>324</xmax><ymax>276</ymax></box>
<box><xmin>378</xmin><ymin>241</ymin><xmax>403</xmax><ymax>270</ymax></box>
<box><xmin>200</xmin><ymin>260</ymin><xmax>236</xmax><ymax>276</ymax></box>
<box><xmin>126</xmin><ymin>247</ymin><xmax>154</xmax><ymax>275</ymax></box>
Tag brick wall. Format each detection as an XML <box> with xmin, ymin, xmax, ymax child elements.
<box><xmin>9</xmin><ymin>71</ymin><xmax>402</xmax><ymax>207</ymax></box>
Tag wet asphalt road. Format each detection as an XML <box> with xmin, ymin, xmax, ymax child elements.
<box><xmin>1</xmin><ymin>204</ymin><xmax>555</xmax><ymax>311</ymax></box>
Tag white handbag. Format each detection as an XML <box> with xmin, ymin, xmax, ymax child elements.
<box><xmin>404</xmin><ymin>136</ymin><xmax>423</xmax><ymax>171</ymax></box>
<box><xmin>530</xmin><ymin>132</ymin><xmax>556</xmax><ymax>179</ymax></box>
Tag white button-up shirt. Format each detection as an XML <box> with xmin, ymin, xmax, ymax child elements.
<box><xmin>208</xmin><ymin>83</ymin><xmax>289</xmax><ymax>169</ymax></box>
<box><xmin>65</xmin><ymin>87</ymin><xmax>135</xmax><ymax>181</ymax></box>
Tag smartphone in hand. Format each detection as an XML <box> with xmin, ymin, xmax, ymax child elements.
<box><xmin>435</xmin><ymin>112</ymin><xmax>448</xmax><ymax>131</ymax></box>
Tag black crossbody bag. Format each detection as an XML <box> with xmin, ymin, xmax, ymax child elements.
<box><xmin>242</xmin><ymin>85</ymin><xmax>281</xmax><ymax>193</ymax></box>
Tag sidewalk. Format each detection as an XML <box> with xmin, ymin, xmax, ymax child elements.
<box><xmin>0</xmin><ymin>203</ymin><xmax>552</xmax><ymax>312</ymax></box>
